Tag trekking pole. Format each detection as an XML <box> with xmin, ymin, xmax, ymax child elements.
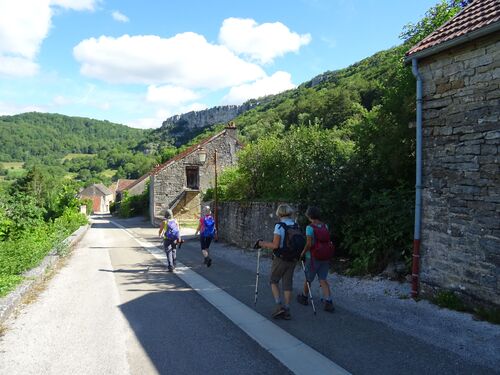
<box><xmin>253</xmin><ymin>240</ymin><xmax>262</xmax><ymax>307</ymax></box>
<box><xmin>301</xmin><ymin>260</ymin><xmax>316</xmax><ymax>315</ymax></box>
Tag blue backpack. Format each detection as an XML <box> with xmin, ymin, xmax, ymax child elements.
<box><xmin>164</xmin><ymin>219</ymin><xmax>180</xmax><ymax>240</ymax></box>
<box><xmin>202</xmin><ymin>215</ymin><xmax>215</xmax><ymax>238</ymax></box>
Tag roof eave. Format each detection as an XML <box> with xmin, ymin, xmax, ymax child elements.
<box><xmin>404</xmin><ymin>21</ymin><xmax>500</xmax><ymax>64</ymax></box>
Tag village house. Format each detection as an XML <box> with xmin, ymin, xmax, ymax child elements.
<box><xmin>109</xmin><ymin>178</ymin><xmax>137</xmax><ymax>202</ymax></box>
<box><xmin>148</xmin><ymin>123</ymin><xmax>241</xmax><ymax>225</ymax></box>
<box><xmin>405</xmin><ymin>0</ymin><xmax>499</xmax><ymax>306</ymax></box>
<box><xmin>78</xmin><ymin>183</ymin><xmax>113</xmax><ymax>214</ymax></box>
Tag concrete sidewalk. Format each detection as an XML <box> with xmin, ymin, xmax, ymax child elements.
<box><xmin>113</xmin><ymin>215</ymin><xmax>500</xmax><ymax>374</ymax></box>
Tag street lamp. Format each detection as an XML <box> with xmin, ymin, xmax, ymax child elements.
<box><xmin>198</xmin><ymin>147</ymin><xmax>207</xmax><ymax>163</ymax></box>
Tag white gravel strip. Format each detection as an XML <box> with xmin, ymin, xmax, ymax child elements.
<box><xmin>208</xmin><ymin>242</ymin><xmax>500</xmax><ymax>371</ymax></box>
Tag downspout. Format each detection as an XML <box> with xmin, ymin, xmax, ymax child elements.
<box><xmin>411</xmin><ymin>58</ymin><xmax>423</xmax><ymax>298</ymax></box>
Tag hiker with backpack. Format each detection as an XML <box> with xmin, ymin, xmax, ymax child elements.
<box><xmin>257</xmin><ymin>204</ymin><xmax>305</xmax><ymax>320</ymax></box>
<box><xmin>297</xmin><ymin>206</ymin><xmax>335</xmax><ymax>312</ymax></box>
<box><xmin>158</xmin><ymin>209</ymin><xmax>181</xmax><ymax>272</ymax></box>
<box><xmin>195</xmin><ymin>206</ymin><xmax>216</xmax><ymax>267</ymax></box>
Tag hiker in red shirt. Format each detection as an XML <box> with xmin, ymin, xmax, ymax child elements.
<box><xmin>297</xmin><ymin>206</ymin><xmax>335</xmax><ymax>312</ymax></box>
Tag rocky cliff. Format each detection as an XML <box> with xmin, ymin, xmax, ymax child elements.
<box><xmin>159</xmin><ymin>104</ymin><xmax>253</xmax><ymax>145</ymax></box>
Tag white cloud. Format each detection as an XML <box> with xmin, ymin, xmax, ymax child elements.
<box><xmin>219</xmin><ymin>18</ymin><xmax>311</xmax><ymax>64</ymax></box>
<box><xmin>0</xmin><ymin>56</ymin><xmax>39</xmax><ymax>77</ymax></box>
<box><xmin>223</xmin><ymin>71</ymin><xmax>295</xmax><ymax>104</ymax></box>
<box><xmin>321</xmin><ymin>36</ymin><xmax>337</xmax><ymax>48</ymax></box>
<box><xmin>0</xmin><ymin>0</ymin><xmax>98</xmax><ymax>78</ymax></box>
<box><xmin>128</xmin><ymin>102</ymin><xmax>209</xmax><ymax>129</ymax></box>
<box><xmin>50</xmin><ymin>0</ymin><xmax>98</xmax><ymax>11</ymax></box>
<box><xmin>146</xmin><ymin>85</ymin><xmax>199</xmax><ymax>106</ymax></box>
<box><xmin>73</xmin><ymin>32</ymin><xmax>266</xmax><ymax>89</ymax></box>
<box><xmin>53</xmin><ymin>95</ymin><xmax>72</xmax><ymax>106</ymax></box>
<box><xmin>128</xmin><ymin>117</ymin><xmax>162</xmax><ymax>130</ymax></box>
<box><xmin>0</xmin><ymin>0</ymin><xmax>52</xmax><ymax>60</ymax></box>
<box><xmin>112</xmin><ymin>10</ymin><xmax>129</xmax><ymax>23</ymax></box>
<box><xmin>0</xmin><ymin>101</ymin><xmax>47</xmax><ymax>116</ymax></box>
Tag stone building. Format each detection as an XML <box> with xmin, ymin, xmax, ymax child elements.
<box><xmin>405</xmin><ymin>0</ymin><xmax>499</xmax><ymax>306</ymax></box>
<box><xmin>149</xmin><ymin>123</ymin><xmax>241</xmax><ymax>224</ymax></box>
<box><xmin>109</xmin><ymin>179</ymin><xmax>137</xmax><ymax>202</ymax></box>
<box><xmin>118</xmin><ymin>175</ymin><xmax>149</xmax><ymax>199</ymax></box>
<box><xmin>78</xmin><ymin>183</ymin><xmax>113</xmax><ymax>214</ymax></box>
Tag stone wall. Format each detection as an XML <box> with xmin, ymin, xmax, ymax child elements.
<box><xmin>217</xmin><ymin>201</ymin><xmax>298</xmax><ymax>249</ymax></box>
<box><xmin>173</xmin><ymin>190</ymin><xmax>201</xmax><ymax>221</ymax></box>
<box><xmin>150</xmin><ymin>128</ymin><xmax>240</xmax><ymax>224</ymax></box>
<box><xmin>418</xmin><ymin>33</ymin><xmax>499</xmax><ymax>306</ymax></box>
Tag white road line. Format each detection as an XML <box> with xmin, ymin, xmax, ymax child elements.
<box><xmin>111</xmin><ymin>220</ymin><xmax>351</xmax><ymax>375</ymax></box>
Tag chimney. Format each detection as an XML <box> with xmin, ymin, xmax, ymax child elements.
<box><xmin>225</xmin><ymin>121</ymin><xmax>237</xmax><ymax>139</ymax></box>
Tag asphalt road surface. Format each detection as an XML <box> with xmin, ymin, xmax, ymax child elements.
<box><xmin>0</xmin><ymin>216</ymin><xmax>497</xmax><ymax>375</ymax></box>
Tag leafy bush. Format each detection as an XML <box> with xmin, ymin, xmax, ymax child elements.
<box><xmin>0</xmin><ymin>172</ymin><xmax>88</xmax><ymax>297</ymax></box>
<box><xmin>116</xmin><ymin>184</ymin><xmax>150</xmax><ymax>218</ymax></box>
<box><xmin>80</xmin><ymin>198</ymin><xmax>93</xmax><ymax>215</ymax></box>
<box><xmin>342</xmin><ymin>187</ymin><xmax>414</xmax><ymax>274</ymax></box>
<box><xmin>0</xmin><ymin>209</ymin><xmax>87</xmax><ymax>297</ymax></box>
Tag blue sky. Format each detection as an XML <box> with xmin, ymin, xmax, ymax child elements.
<box><xmin>0</xmin><ymin>0</ymin><xmax>439</xmax><ymax>129</ymax></box>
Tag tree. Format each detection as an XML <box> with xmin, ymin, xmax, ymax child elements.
<box><xmin>400</xmin><ymin>0</ymin><xmax>466</xmax><ymax>46</ymax></box>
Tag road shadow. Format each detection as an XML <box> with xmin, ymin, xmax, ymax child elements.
<box><xmin>115</xmin><ymin>258</ymin><xmax>292</xmax><ymax>375</ymax></box>
<box><xmin>91</xmin><ymin>221</ymin><xmax>119</xmax><ymax>229</ymax></box>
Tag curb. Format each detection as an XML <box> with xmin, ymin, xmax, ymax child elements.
<box><xmin>0</xmin><ymin>224</ymin><xmax>90</xmax><ymax>325</ymax></box>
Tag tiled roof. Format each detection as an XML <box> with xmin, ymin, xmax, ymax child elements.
<box><xmin>122</xmin><ymin>172</ymin><xmax>150</xmax><ymax>191</ymax></box>
<box><xmin>150</xmin><ymin>127</ymin><xmax>242</xmax><ymax>176</ymax></box>
<box><xmin>406</xmin><ymin>0</ymin><xmax>500</xmax><ymax>58</ymax></box>
<box><xmin>116</xmin><ymin>179</ymin><xmax>136</xmax><ymax>191</ymax></box>
<box><xmin>94</xmin><ymin>183</ymin><xmax>113</xmax><ymax>196</ymax></box>
<box><xmin>79</xmin><ymin>183</ymin><xmax>112</xmax><ymax>197</ymax></box>
<box><xmin>125</xmin><ymin>126</ymin><xmax>243</xmax><ymax>191</ymax></box>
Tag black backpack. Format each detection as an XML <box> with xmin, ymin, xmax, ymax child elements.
<box><xmin>275</xmin><ymin>222</ymin><xmax>306</xmax><ymax>261</ymax></box>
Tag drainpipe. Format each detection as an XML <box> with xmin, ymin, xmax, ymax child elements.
<box><xmin>411</xmin><ymin>58</ymin><xmax>423</xmax><ymax>299</ymax></box>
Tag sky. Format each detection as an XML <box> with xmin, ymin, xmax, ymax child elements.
<box><xmin>0</xmin><ymin>0</ymin><xmax>440</xmax><ymax>129</ymax></box>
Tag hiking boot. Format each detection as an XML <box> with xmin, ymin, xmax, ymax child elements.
<box><xmin>272</xmin><ymin>305</ymin><xmax>285</xmax><ymax>319</ymax></box>
<box><xmin>297</xmin><ymin>294</ymin><xmax>308</xmax><ymax>306</ymax></box>
<box><xmin>167</xmin><ymin>266</ymin><xmax>173</xmax><ymax>272</ymax></box>
<box><xmin>206</xmin><ymin>257</ymin><xmax>212</xmax><ymax>267</ymax></box>
<box><xmin>324</xmin><ymin>300</ymin><xmax>335</xmax><ymax>312</ymax></box>
<box><xmin>282</xmin><ymin>308</ymin><xmax>291</xmax><ymax>320</ymax></box>
<box><xmin>203</xmin><ymin>257</ymin><xmax>208</xmax><ymax>265</ymax></box>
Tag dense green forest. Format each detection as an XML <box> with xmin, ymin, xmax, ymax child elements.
<box><xmin>0</xmin><ymin>113</ymin><xmax>160</xmax><ymax>185</ymax></box>
<box><xmin>0</xmin><ymin>112</ymin><xmax>149</xmax><ymax>162</ymax></box>
<box><xmin>208</xmin><ymin>0</ymin><xmax>467</xmax><ymax>274</ymax></box>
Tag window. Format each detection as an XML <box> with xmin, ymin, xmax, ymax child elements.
<box><xmin>186</xmin><ymin>166</ymin><xmax>199</xmax><ymax>189</ymax></box>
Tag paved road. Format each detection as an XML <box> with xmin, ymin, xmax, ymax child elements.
<box><xmin>0</xmin><ymin>216</ymin><xmax>497</xmax><ymax>375</ymax></box>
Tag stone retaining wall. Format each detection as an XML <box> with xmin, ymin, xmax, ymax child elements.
<box><xmin>217</xmin><ymin>201</ymin><xmax>298</xmax><ymax>249</ymax></box>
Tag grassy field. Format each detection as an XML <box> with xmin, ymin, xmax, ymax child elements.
<box><xmin>100</xmin><ymin>169</ymin><xmax>116</xmax><ymax>178</ymax></box>
<box><xmin>61</xmin><ymin>153</ymin><xmax>96</xmax><ymax>161</ymax></box>
<box><xmin>64</xmin><ymin>172</ymin><xmax>78</xmax><ymax>179</ymax></box>
<box><xmin>0</xmin><ymin>162</ymin><xmax>24</xmax><ymax>169</ymax></box>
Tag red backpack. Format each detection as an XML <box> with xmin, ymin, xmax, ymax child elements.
<box><xmin>310</xmin><ymin>224</ymin><xmax>335</xmax><ymax>261</ymax></box>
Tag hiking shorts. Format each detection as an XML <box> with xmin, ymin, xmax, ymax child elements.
<box><xmin>270</xmin><ymin>257</ymin><xmax>296</xmax><ymax>291</ymax></box>
<box><xmin>200</xmin><ymin>235</ymin><xmax>213</xmax><ymax>250</ymax></box>
<box><xmin>305</xmin><ymin>258</ymin><xmax>330</xmax><ymax>282</ymax></box>
<box><xmin>163</xmin><ymin>238</ymin><xmax>177</xmax><ymax>252</ymax></box>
